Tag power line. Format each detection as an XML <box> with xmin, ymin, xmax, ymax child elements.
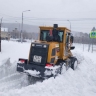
<box><xmin>1</xmin><ymin>12</ymin><xmax>96</xmax><ymax>21</ymax></box>
<box><xmin>3</xmin><ymin>18</ymin><xmax>96</xmax><ymax>22</ymax></box>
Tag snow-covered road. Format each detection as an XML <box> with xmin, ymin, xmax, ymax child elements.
<box><xmin>0</xmin><ymin>41</ymin><xmax>96</xmax><ymax>96</ymax></box>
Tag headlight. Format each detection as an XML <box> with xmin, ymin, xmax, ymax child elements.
<box><xmin>43</xmin><ymin>45</ymin><xmax>47</xmax><ymax>48</ymax></box>
<box><xmin>32</xmin><ymin>44</ymin><xmax>35</xmax><ymax>46</ymax></box>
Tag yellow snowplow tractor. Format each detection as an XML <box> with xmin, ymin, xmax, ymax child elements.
<box><xmin>17</xmin><ymin>24</ymin><xmax>78</xmax><ymax>78</ymax></box>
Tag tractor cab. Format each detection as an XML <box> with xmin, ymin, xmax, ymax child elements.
<box><xmin>40</xmin><ymin>24</ymin><xmax>64</xmax><ymax>42</ymax></box>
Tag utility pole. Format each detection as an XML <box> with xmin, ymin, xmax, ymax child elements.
<box><xmin>91</xmin><ymin>27</ymin><xmax>95</xmax><ymax>53</ymax></box>
<box><xmin>88</xmin><ymin>33</ymin><xmax>90</xmax><ymax>52</ymax></box>
<box><xmin>21</xmin><ymin>10</ymin><xmax>30</xmax><ymax>43</ymax></box>
<box><xmin>21</xmin><ymin>12</ymin><xmax>23</xmax><ymax>43</ymax></box>
<box><xmin>0</xmin><ymin>17</ymin><xmax>3</xmax><ymax>52</ymax></box>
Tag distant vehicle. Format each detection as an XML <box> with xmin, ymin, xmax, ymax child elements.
<box><xmin>17</xmin><ymin>24</ymin><xmax>78</xmax><ymax>79</ymax></box>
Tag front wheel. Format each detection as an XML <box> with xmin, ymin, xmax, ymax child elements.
<box><xmin>71</xmin><ymin>58</ymin><xmax>78</xmax><ymax>70</ymax></box>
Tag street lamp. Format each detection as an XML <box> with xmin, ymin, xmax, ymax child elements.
<box><xmin>21</xmin><ymin>10</ymin><xmax>30</xmax><ymax>43</ymax></box>
<box><xmin>67</xmin><ymin>20</ymin><xmax>71</xmax><ymax>31</ymax></box>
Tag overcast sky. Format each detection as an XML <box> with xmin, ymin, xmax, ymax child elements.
<box><xmin>0</xmin><ymin>0</ymin><xmax>96</xmax><ymax>33</ymax></box>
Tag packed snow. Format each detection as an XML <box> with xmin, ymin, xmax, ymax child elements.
<box><xmin>0</xmin><ymin>40</ymin><xmax>96</xmax><ymax>96</ymax></box>
<box><xmin>25</xmin><ymin>70</ymin><xmax>40</xmax><ymax>76</ymax></box>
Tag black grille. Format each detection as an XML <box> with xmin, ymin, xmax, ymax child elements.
<box><xmin>29</xmin><ymin>44</ymin><xmax>49</xmax><ymax>66</ymax></box>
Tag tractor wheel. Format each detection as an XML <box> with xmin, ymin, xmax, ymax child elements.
<box><xmin>59</xmin><ymin>63</ymin><xmax>63</xmax><ymax>74</ymax></box>
<box><xmin>55</xmin><ymin>62</ymin><xmax>64</xmax><ymax>76</ymax></box>
<box><xmin>59</xmin><ymin>62</ymin><xmax>66</xmax><ymax>74</ymax></box>
<box><xmin>71</xmin><ymin>57</ymin><xmax>78</xmax><ymax>70</ymax></box>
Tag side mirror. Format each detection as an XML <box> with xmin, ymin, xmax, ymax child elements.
<box><xmin>68</xmin><ymin>33</ymin><xmax>71</xmax><ymax>35</ymax></box>
<box><xmin>70</xmin><ymin>36</ymin><xmax>74</xmax><ymax>43</ymax></box>
<box><xmin>70</xmin><ymin>46</ymin><xmax>75</xmax><ymax>50</ymax></box>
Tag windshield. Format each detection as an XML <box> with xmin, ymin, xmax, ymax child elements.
<box><xmin>40</xmin><ymin>30</ymin><xmax>64</xmax><ymax>42</ymax></box>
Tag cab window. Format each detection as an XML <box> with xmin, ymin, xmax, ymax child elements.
<box><xmin>40</xmin><ymin>30</ymin><xmax>64</xmax><ymax>42</ymax></box>
<box><xmin>40</xmin><ymin>30</ymin><xmax>49</xmax><ymax>41</ymax></box>
<box><xmin>58</xmin><ymin>31</ymin><xmax>63</xmax><ymax>42</ymax></box>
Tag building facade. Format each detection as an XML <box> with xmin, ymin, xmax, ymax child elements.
<box><xmin>1</xmin><ymin>28</ymin><xmax>11</xmax><ymax>40</ymax></box>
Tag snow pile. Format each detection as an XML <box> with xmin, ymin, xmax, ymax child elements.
<box><xmin>0</xmin><ymin>58</ymin><xmax>16</xmax><ymax>79</ymax></box>
<box><xmin>0</xmin><ymin>40</ymin><xmax>96</xmax><ymax>96</ymax></box>
<box><xmin>25</xmin><ymin>70</ymin><xmax>40</xmax><ymax>76</ymax></box>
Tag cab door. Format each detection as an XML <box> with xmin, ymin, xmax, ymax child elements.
<box><xmin>64</xmin><ymin>33</ymin><xmax>70</xmax><ymax>56</ymax></box>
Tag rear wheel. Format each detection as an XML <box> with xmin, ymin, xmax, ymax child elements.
<box><xmin>54</xmin><ymin>61</ymin><xmax>65</xmax><ymax>76</ymax></box>
<box><xmin>59</xmin><ymin>63</ymin><xmax>63</xmax><ymax>74</ymax></box>
<box><xmin>65</xmin><ymin>60</ymin><xmax>71</xmax><ymax>70</ymax></box>
<box><xmin>58</xmin><ymin>62</ymin><xmax>66</xmax><ymax>74</ymax></box>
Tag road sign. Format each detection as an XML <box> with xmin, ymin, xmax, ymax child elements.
<box><xmin>90</xmin><ymin>31</ymin><xmax>96</xmax><ymax>38</ymax></box>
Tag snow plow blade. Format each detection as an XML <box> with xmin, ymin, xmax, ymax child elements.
<box><xmin>17</xmin><ymin>63</ymin><xmax>57</xmax><ymax>78</ymax></box>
